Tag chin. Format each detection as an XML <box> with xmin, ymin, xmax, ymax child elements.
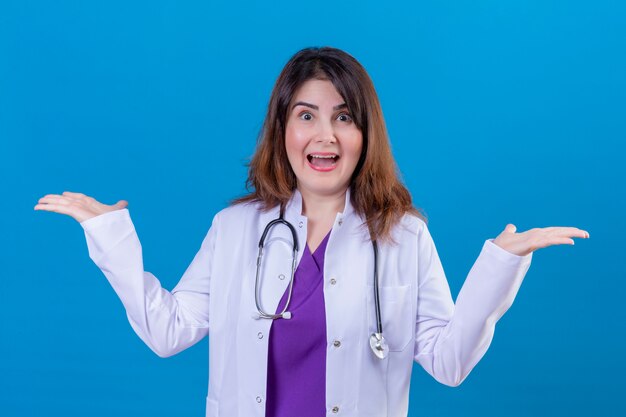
<box><xmin>298</xmin><ymin>181</ymin><xmax>349</xmax><ymax>198</ymax></box>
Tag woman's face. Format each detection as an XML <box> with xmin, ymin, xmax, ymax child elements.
<box><xmin>285</xmin><ymin>79</ymin><xmax>363</xmax><ymax>201</ymax></box>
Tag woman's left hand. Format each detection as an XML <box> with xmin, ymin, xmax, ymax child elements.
<box><xmin>492</xmin><ymin>224</ymin><xmax>590</xmax><ymax>257</ymax></box>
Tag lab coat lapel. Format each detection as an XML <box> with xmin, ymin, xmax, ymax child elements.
<box><xmin>234</xmin><ymin>192</ymin><xmax>307</xmax><ymax>413</ymax></box>
<box><xmin>323</xmin><ymin>188</ymin><xmax>374</xmax><ymax>408</ymax></box>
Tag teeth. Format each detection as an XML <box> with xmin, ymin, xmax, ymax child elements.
<box><xmin>310</xmin><ymin>155</ymin><xmax>337</xmax><ymax>159</ymax></box>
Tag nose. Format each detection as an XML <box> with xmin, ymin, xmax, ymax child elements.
<box><xmin>316</xmin><ymin>118</ymin><xmax>336</xmax><ymax>144</ymax></box>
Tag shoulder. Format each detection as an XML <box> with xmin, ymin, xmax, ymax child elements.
<box><xmin>198</xmin><ymin>201</ymin><xmax>264</xmax><ymax>248</ymax></box>
<box><xmin>394</xmin><ymin>212</ymin><xmax>428</xmax><ymax>239</ymax></box>
<box><xmin>209</xmin><ymin>200</ymin><xmax>267</xmax><ymax>229</ymax></box>
<box><xmin>373</xmin><ymin>212</ymin><xmax>430</xmax><ymax>250</ymax></box>
<box><xmin>215</xmin><ymin>200</ymin><xmax>260</xmax><ymax>218</ymax></box>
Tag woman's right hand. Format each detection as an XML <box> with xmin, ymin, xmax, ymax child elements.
<box><xmin>34</xmin><ymin>191</ymin><xmax>129</xmax><ymax>223</ymax></box>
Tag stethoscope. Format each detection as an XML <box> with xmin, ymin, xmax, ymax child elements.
<box><xmin>254</xmin><ymin>210</ymin><xmax>389</xmax><ymax>360</ymax></box>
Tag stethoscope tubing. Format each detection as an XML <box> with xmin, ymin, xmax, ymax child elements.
<box><xmin>254</xmin><ymin>209</ymin><xmax>388</xmax><ymax>358</ymax></box>
<box><xmin>371</xmin><ymin>240</ymin><xmax>383</xmax><ymax>335</ymax></box>
<box><xmin>255</xmin><ymin>215</ymin><xmax>299</xmax><ymax>320</ymax></box>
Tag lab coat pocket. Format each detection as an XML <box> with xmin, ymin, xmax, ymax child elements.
<box><xmin>367</xmin><ymin>284</ymin><xmax>412</xmax><ymax>352</ymax></box>
<box><xmin>206</xmin><ymin>397</ymin><xmax>219</xmax><ymax>417</ymax></box>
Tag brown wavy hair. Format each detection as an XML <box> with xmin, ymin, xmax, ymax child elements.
<box><xmin>232</xmin><ymin>46</ymin><xmax>426</xmax><ymax>242</ymax></box>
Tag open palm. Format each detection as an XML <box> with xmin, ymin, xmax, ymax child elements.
<box><xmin>493</xmin><ymin>224</ymin><xmax>589</xmax><ymax>256</ymax></box>
<box><xmin>34</xmin><ymin>191</ymin><xmax>128</xmax><ymax>223</ymax></box>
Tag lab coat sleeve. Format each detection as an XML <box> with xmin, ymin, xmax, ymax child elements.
<box><xmin>80</xmin><ymin>208</ymin><xmax>217</xmax><ymax>358</ymax></box>
<box><xmin>413</xmin><ymin>222</ymin><xmax>532</xmax><ymax>386</ymax></box>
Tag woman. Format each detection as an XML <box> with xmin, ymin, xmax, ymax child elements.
<box><xmin>34</xmin><ymin>47</ymin><xmax>589</xmax><ymax>417</ymax></box>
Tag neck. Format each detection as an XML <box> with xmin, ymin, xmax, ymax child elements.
<box><xmin>299</xmin><ymin>188</ymin><xmax>347</xmax><ymax>221</ymax></box>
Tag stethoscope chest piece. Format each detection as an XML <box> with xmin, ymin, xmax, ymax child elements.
<box><xmin>369</xmin><ymin>332</ymin><xmax>388</xmax><ymax>359</ymax></box>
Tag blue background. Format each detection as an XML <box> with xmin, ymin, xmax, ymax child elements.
<box><xmin>1</xmin><ymin>0</ymin><xmax>624</xmax><ymax>416</ymax></box>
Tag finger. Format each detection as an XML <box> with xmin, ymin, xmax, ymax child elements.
<box><xmin>62</xmin><ymin>191</ymin><xmax>87</xmax><ymax>198</ymax></box>
<box><xmin>536</xmin><ymin>236</ymin><xmax>576</xmax><ymax>249</ymax></box>
<box><xmin>33</xmin><ymin>202</ymin><xmax>74</xmax><ymax>215</ymax></box>
<box><xmin>37</xmin><ymin>193</ymin><xmax>63</xmax><ymax>200</ymax></box>
<box><xmin>34</xmin><ymin>201</ymin><xmax>92</xmax><ymax>221</ymax></box>
<box><xmin>62</xmin><ymin>191</ymin><xmax>96</xmax><ymax>204</ymax></box>
<box><xmin>553</xmin><ymin>237</ymin><xmax>576</xmax><ymax>246</ymax></box>
<box><xmin>59</xmin><ymin>193</ymin><xmax>82</xmax><ymax>202</ymax></box>
<box><xmin>538</xmin><ymin>227</ymin><xmax>587</xmax><ymax>240</ymax></box>
<box><xmin>552</xmin><ymin>227</ymin><xmax>589</xmax><ymax>239</ymax></box>
<box><xmin>34</xmin><ymin>202</ymin><xmax>62</xmax><ymax>212</ymax></box>
<box><xmin>575</xmin><ymin>229</ymin><xmax>589</xmax><ymax>239</ymax></box>
<box><xmin>37</xmin><ymin>195</ymin><xmax>73</xmax><ymax>206</ymax></box>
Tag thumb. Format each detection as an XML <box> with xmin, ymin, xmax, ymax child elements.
<box><xmin>115</xmin><ymin>200</ymin><xmax>129</xmax><ymax>209</ymax></box>
<box><xmin>505</xmin><ymin>223</ymin><xmax>517</xmax><ymax>233</ymax></box>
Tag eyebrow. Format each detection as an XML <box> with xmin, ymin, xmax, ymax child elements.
<box><xmin>291</xmin><ymin>101</ymin><xmax>348</xmax><ymax>111</ymax></box>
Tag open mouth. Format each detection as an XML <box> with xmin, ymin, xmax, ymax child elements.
<box><xmin>307</xmin><ymin>153</ymin><xmax>339</xmax><ymax>170</ymax></box>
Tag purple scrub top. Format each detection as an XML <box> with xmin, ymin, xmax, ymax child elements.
<box><xmin>265</xmin><ymin>231</ymin><xmax>332</xmax><ymax>417</ymax></box>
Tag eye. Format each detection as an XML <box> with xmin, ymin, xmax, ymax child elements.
<box><xmin>337</xmin><ymin>112</ymin><xmax>352</xmax><ymax>123</ymax></box>
<box><xmin>299</xmin><ymin>112</ymin><xmax>313</xmax><ymax>121</ymax></box>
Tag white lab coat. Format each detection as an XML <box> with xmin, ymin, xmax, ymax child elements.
<box><xmin>80</xmin><ymin>189</ymin><xmax>533</xmax><ymax>417</ymax></box>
